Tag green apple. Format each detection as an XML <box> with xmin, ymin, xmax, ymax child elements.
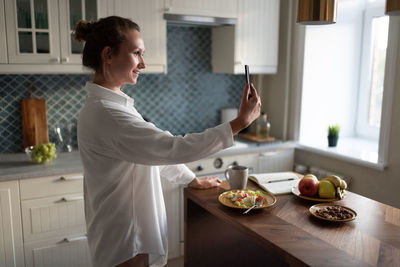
<box><xmin>318</xmin><ymin>180</ymin><xmax>336</xmax><ymax>198</ymax></box>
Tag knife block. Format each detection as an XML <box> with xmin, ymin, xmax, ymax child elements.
<box><xmin>21</xmin><ymin>98</ymin><xmax>49</xmax><ymax>148</ymax></box>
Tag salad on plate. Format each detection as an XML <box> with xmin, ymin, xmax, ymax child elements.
<box><xmin>226</xmin><ymin>189</ymin><xmax>265</xmax><ymax>208</ymax></box>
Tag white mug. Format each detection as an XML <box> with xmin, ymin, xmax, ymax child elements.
<box><xmin>225</xmin><ymin>165</ymin><xmax>248</xmax><ymax>190</ymax></box>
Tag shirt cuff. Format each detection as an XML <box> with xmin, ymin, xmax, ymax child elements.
<box><xmin>216</xmin><ymin>122</ymin><xmax>234</xmax><ymax>149</ymax></box>
<box><xmin>179</xmin><ymin>164</ymin><xmax>196</xmax><ymax>184</ymax></box>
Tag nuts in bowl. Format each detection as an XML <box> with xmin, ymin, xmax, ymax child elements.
<box><xmin>309</xmin><ymin>203</ymin><xmax>356</xmax><ymax>222</ymax></box>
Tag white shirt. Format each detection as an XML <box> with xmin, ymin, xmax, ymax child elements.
<box><xmin>78</xmin><ymin>82</ymin><xmax>234</xmax><ymax>267</ymax></box>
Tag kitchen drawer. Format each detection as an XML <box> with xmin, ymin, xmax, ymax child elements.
<box><xmin>20</xmin><ymin>173</ymin><xmax>83</xmax><ymax>200</ymax></box>
<box><xmin>21</xmin><ymin>193</ymin><xmax>86</xmax><ymax>242</ymax></box>
<box><xmin>24</xmin><ymin>234</ymin><xmax>92</xmax><ymax>267</ymax></box>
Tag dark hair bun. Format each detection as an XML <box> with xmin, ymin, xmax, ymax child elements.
<box><xmin>74</xmin><ymin>20</ymin><xmax>94</xmax><ymax>42</ymax></box>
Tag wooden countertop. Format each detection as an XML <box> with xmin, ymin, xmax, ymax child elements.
<box><xmin>184</xmin><ymin>181</ymin><xmax>400</xmax><ymax>266</ymax></box>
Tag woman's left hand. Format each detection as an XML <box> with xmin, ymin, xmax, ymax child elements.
<box><xmin>189</xmin><ymin>177</ymin><xmax>222</xmax><ymax>189</ymax></box>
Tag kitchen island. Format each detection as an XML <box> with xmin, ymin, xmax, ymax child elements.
<box><xmin>184</xmin><ymin>181</ymin><xmax>400</xmax><ymax>266</ymax></box>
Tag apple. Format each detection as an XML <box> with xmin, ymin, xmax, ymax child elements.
<box><xmin>303</xmin><ymin>174</ymin><xmax>318</xmax><ymax>182</ymax></box>
<box><xmin>298</xmin><ymin>177</ymin><xmax>319</xmax><ymax>197</ymax></box>
<box><xmin>318</xmin><ymin>180</ymin><xmax>336</xmax><ymax>198</ymax></box>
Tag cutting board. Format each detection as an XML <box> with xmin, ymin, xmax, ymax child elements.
<box><xmin>21</xmin><ymin>98</ymin><xmax>49</xmax><ymax>148</ymax></box>
<box><xmin>238</xmin><ymin>133</ymin><xmax>276</xmax><ymax>143</ymax></box>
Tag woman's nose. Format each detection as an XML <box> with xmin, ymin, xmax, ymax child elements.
<box><xmin>138</xmin><ymin>58</ymin><xmax>146</xmax><ymax>69</ymax></box>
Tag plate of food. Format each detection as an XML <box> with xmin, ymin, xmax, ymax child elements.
<box><xmin>309</xmin><ymin>203</ymin><xmax>357</xmax><ymax>222</ymax></box>
<box><xmin>218</xmin><ymin>189</ymin><xmax>276</xmax><ymax>210</ymax></box>
<box><xmin>291</xmin><ymin>174</ymin><xmax>347</xmax><ymax>202</ymax></box>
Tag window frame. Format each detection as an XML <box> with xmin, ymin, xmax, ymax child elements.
<box><xmin>355</xmin><ymin>6</ymin><xmax>388</xmax><ymax>140</ymax></box>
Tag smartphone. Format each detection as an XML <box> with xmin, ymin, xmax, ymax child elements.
<box><xmin>245</xmin><ymin>65</ymin><xmax>252</xmax><ymax>99</ymax></box>
<box><xmin>245</xmin><ymin>65</ymin><xmax>250</xmax><ymax>84</ymax></box>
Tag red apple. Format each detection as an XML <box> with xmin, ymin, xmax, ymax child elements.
<box><xmin>298</xmin><ymin>177</ymin><xmax>319</xmax><ymax>197</ymax></box>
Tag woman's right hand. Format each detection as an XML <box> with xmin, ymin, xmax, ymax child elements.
<box><xmin>230</xmin><ymin>83</ymin><xmax>261</xmax><ymax>135</ymax></box>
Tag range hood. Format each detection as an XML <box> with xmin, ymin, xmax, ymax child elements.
<box><xmin>164</xmin><ymin>13</ymin><xmax>237</xmax><ymax>26</ymax></box>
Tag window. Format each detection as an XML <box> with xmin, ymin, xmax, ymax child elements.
<box><xmin>298</xmin><ymin>0</ymin><xmax>389</xmax><ymax>165</ymax></box>
<box><xmin>357</xmin><ymin>11</ymin><xmax>389</xmax><ymax>139</ymax></box>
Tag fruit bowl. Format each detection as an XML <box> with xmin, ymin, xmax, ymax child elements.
<box><xmin>25</xmin><ymin>143</ymin><xmax>57</xmax><ymax>164</ymax></box>
<box><xmin>292</xmin><ymin>186</ymin><xmax>344</xmax><ymax>202</ymax></box>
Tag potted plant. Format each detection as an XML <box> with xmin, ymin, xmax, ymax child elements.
<box><xmin>328</xmin><ymin>124</ymin><xmax>340</xmax><ymax>147</ymax></box>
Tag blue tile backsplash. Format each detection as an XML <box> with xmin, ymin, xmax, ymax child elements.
<box><xmin>0</xmin><ymin>26</ymin><xmax>244</xmax><ymax>153</ymax></box>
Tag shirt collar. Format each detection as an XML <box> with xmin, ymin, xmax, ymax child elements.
<box><xmin>85</xmin><ymin>82</ymin><xmax>134</xmax><ymax>107</ymax></box>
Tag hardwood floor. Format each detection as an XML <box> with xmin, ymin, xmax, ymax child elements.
<box><xmin>165</xmin><ymin>256</ymin><xmax>183</xmax><ymax>267</ymax></box>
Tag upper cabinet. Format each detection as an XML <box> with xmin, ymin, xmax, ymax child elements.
<box><xmin>1</xmin><ymin>0</ymin><xmax>98</xmax><ymax>73</ymax></box>
<box><xmin>164</xmin><ymin>0</ymin><xmax>238</xmax><ymax>18</ymax></box>
<box><xmin>5</xmin><ymin>0</ymin><xmax>61</xmax><ymax>64</ymax></box>
<box><xmin>212</xmin><ymin>0</ymin><xmax>280</xmax><ymax>74</ymax></box>
<box><xmin>99</xmin><ymin>0</ymin><xmax>167</xmax><ymax>74</ymax></box>
<box><xmin>0</xmin><ymin>0</ymin><xmax>279</xmax><ymax>74</ymax></box>
<box><xmin>59</xmin><ymin>0</ymin><xmax>98</xmax><ymax>65</ymax></box>
<box><xmin>0</xmin><ymin>0</ymin><xmax>8</xmax><ymax>63</ymax></box>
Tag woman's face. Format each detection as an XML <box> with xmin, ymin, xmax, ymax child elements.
<box><xmin>108</xmin><ymin>29</ymin><xmax>146</xmax><ymax>86</ymax></box>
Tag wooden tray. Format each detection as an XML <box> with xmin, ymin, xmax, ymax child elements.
<box><xmin>238</xmin><ymin>133</ymin><xmax>276</xmax><ymax>143</ymax></box>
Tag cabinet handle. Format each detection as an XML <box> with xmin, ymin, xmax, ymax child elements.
<box><xmin>58</xmin><ymin>196</ymin><xmax>84</xmax><ymax>202</ymax></box>
<box><xmin>61</xmin><ymin>57</ymin><xmax>69</xmax><ymax>63</ymax></box>
<box><xmin>51</xmin><ymin>57</ymin><xmax>61</xmax><ymax>63</ymax></box>
<box><xmin>59</xmin><ymin>174</ymin><xmax>84</xmax><ymax>181</ymax></box>
<box><xmin>63</xmin><ymin>235</ymin><xmax>87</xmax><ymax>243</ymax></box>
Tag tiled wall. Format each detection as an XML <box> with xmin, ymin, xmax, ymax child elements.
<box><xmin>0</xmin><ymin>26</ymin><xmax>244</xmax><ymax>153</ymax></box>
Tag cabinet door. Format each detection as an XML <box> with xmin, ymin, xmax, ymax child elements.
<box><xmin>59</xmin><ymin>0</ymin><xmax>98</xmax><ymax>65</ymax></box>
<box><xmin>212</xmin><ymin>0</ymin><xmax>280</xmax><ymax>74</ymax></box>
<box><xmin>257</xmin><ymin>149</ymin><xmax>295</xmax><ymax>173</ymax></box>
<box><xmin>105</xmin><ymin>0</ymin><xmax>167</xmax><ymax>73</ymax></box>
<box><xmin>5</xmin><ymin>0</ymin><xmax>61</xmax><ymax>64</ymax></box>
<box><xmin>21</xmin><ymin>193</ymin><xmax>86</xmax><ymax>242</ymax></box>
<box><xmin>0</xmin><ymin>0</ymin><xmax>8</xmax><ymax>63</ymax></box>
<box><xmin>24</xmin><ymin>235</ymin><xmax>92</xmax><ymax>267</ymax></box>
<box><xmin>0</xmin><ymin>181</ymin><xmax>24</xmax><ymax>267</ymax></box>
<box><xmin>235</xmin><ymin>0</ymin><xmax>280</xmax><ymax>74</ymax></box>
<box><xmin>160</xmin><ymin>178</ymin><xmax>181</xmax><ymax>259</ymax></box>
<box><xmin>165</xmin><ymin>0</ymin><xmax>238</xmax><ymax>18</ymax></box>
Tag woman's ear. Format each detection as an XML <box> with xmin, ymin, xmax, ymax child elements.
<box><xmin>101</xmin><ymin>46</ymin><xmax>113</xmax><ymax>64</ymax></box>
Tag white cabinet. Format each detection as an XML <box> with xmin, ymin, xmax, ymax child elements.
<box><xmin>19</xmin><ymin>173</ymin><xmax>91</xmax><ymax>267</ymax></box>
<box><xmin>212</xmin><ymin>0</ymin><xmax>280</xmax><ymax>74</ymax></box>
<box><xmin>0</xmin><ymin>0</ymin><xmax>8</xmax><ymax>63</ymax></box>
<box><xmin>160</xmin><ymin>179</ymin><xmax>181</xmax><ymax>259</ymax></box>
<box><xmin>99</xmin><ymin>0</ymin><xmax>167</xmax><ymax>73</ymax></box>
<box><xmin>0</xmin><ymin>181</ymin><xmax>24</xmax><ymax>267</ymax></box>
<box><xmin>24</xmin><ymin>235</ymin><xmax>91</xmax><ymax>267</ymax></box>
<box><xmin>165</xmin><ymin>0</ymin><xmax>238</xmax><ymax>18</ymax></box>
<box><xmin>257</xmin><ymin>148</ymin><xmax>295</xmax><ymax>173</ymax></box>
<box><xmin>1</xmin><ymin>0</ymin><xmax>98</xmax><ymax>73</ymax></box>
<box><xmin>4</xmin><ymin>0</ymin><xmax>60</xmax><ymax>64</ymax></box>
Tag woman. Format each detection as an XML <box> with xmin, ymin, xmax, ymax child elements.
<box><xmin>75</xmin><ymin>16</ymin><xmax>261</xmax><ymax>267</ymax></box>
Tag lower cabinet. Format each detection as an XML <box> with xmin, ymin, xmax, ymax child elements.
<box><xmin>257</xmin><ymin>148</ymin><xmax>295</xmax><ymax>173</ymax></box>
<box><xmin>0</xmin><ymin>180</ymin><xmax>24</xmax><ymax>267</ymax></box>
<box><xmin>18</xmin><ymin>173</ymin><xmax>91</xmax><ymax>267</ymax></box>
<box><xmin>24</xmin><ymin>235</ymin><xmax>91</xmax><ymax>267</ymax></box>
<box><xmin>160</xmin><ymin>178</ymin><xmax>181</xmax><ymax>260</ymax></box>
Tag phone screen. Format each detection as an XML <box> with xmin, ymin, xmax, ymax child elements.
<box><xmin>245</xmin><ymin>65</ymin><xmax>250</xmax><ymax>84</ymax></box>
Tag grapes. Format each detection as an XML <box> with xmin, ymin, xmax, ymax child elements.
<box><xmin>31</xmin><ymin>143</ymin><xmax>57</xmax><ymax>164</ymax></box>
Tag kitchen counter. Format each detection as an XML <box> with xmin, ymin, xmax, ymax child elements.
<box><xmin>0</xmin><ymin>151</ymin><xmax>83</xmax><ymax>181</ymax></box>
<box><xmin>213</xmin><ymin>138</ymin><xmax>295</xmax><ymax>158</ymax></box>
<box><xmin>0</xmin><ymin>141</ymin><xmax>294</xmax><ymax>182</ymax></box>
<box><xmin>184</xmin><ymin>180</ymin><xmax>400</xmax><ymax>266</ymax></box>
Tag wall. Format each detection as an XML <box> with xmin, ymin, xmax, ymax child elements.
<box><xmin>0</xmin><ymin>26</ymin><xmax>244</xmax><ymax>153</ymax></box>
<box><xmin>261</xmin><ymin>0</ymin><xmax>400</xmax><ymax>208</ymax></box>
